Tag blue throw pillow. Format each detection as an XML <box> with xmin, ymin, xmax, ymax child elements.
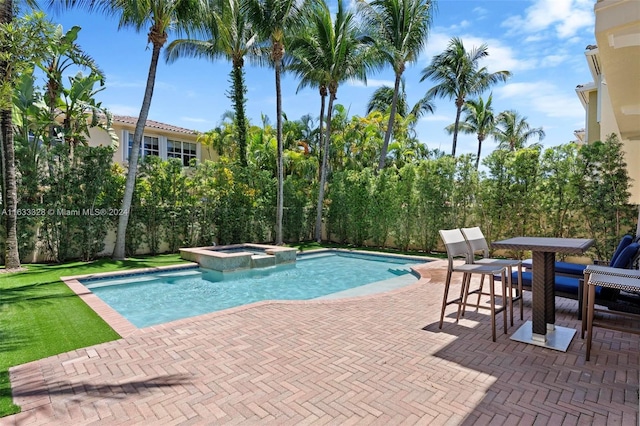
<box><xmin>611</xmin><ymin>242</ymin><xmax>640</xmax><ymax>269</ymax></box>
<box><xmin>610</xmin><ymin>235</ymin><xmax>634</xmax><ymax>266</ymax></box>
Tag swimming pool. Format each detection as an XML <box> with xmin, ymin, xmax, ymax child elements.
<box><xmin>80</xmin><ymin>251</ymin><xmax>425</xmax><ymax>328</ymax></box>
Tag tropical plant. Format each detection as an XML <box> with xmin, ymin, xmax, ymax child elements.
<box><xmin>421</xmin><ymin>37</ymin><xmax>511</xmax><ymax>157</ymax></box>
<box><xmin>165</xmin><ymin>0</ymin><xmax>257</xmax><ymax>166</ymax></box>
<box><xmin>357</xmin><ymin>0</ymin><xmax>434</xmax><ymax>171</ymax></box>
<box><xmin>446</xmin><ymin>94</ymin><xmax>495</xmax><ymax>169</ymax></box>
<box><xmin>538</xmin><ymin>144</ymin><xmax>580</xmax><ymax>238</ymax></box>
<box><xmin>243</xmin><ymin>0</ymin><xmax>307</xmax><ymax>245</ymax></box>
<box><xmin>39</xmin><ymin>24</ymin><xmax>104</xmax><ymax>142</ymax></box>
<box><xmin>289</xmin><ymin>0</ymin><xmax>375</xmax><ymax>242</ymax></box>
<box><xmin>366</xmin><ymin>78</ymin><xmax>435</xmax><ymax>120</ymax></box>
<box><xmin>56</xmin><ymin>71</ymin><xmax>117</xmax><ymax>155</ymax></box>
<box><xmin>53</xmin><ymin>0</ymin><xmax>207</xmax><ymax>260</ymax></box>
<box><xmin>573</xmin><ymin>134</ymin><xmax>634</xmax><ymax>260</ymax></box>
<box><xmin>1</xmin><ymin>7</ymin><xmax>54</xmax><ymax>269</ymax></box>
<box><xmin>493</xmin><ymin>109</ymin><xmax>545</xmax><ymax>151</ymax></box>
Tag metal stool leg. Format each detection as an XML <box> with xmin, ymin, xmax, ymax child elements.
<box><xmin>586</xmin><ymin>283</ymin><xmax>596</xmax><ymax>361</ymax></box>
<box><xmin>439</xmin><ymin>269</ymin><xmax>454</xmax><ymax>329</ymax></box>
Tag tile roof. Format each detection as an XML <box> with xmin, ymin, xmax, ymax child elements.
<box><xmin>113</xmin><ymin>115</ymin><xmax>199</xmax><ymax>135</ymax></box>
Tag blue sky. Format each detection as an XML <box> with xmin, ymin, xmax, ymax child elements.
<box><xmin>41</xmin><ymin>0</ymin><xmax>596</xmax><ymax>157</ymax></box>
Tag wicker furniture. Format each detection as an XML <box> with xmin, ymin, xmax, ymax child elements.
<box><xmin>460</xmin><ymin>227</ymin><xmax>523</xmax><ymax>326</ymax></box>
<box><xmin>584</xmin><ymin>272</ymin><xmax>640</xmax><ymax>360</ymax></box>
<box><xmin>439</xmin><ymin>229</ymin><xmax>509</xmax><ymax>342</ymax></box>
<box><xmin>491</xmin><ymin>237</ymin><xmax>594</xmax><ymax>351</ymax></box>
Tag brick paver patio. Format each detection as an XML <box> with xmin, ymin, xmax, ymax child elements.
<box><xmin>3</xmin><ymin>260</ymin><xmax>639</xmax><ymax>425</ymax></box>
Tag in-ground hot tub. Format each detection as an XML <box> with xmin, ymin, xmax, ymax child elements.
<box><xmin>179</xmin><ymin>243</ymin><xmax>298</xmax><ymax>272</ymax></box>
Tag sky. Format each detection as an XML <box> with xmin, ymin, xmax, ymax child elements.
<box><xmin>37</xmin><ymin>0</ymin><xmax>597</xmax><ymax>158</ymax></box>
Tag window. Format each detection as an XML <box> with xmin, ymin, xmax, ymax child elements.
<box><xmin>127</xmin><ymin>134</ymin><xmax>159</xmax><ymax>159</ymax></box>
<box><xmin>168</xmin><ymin>139</ymin><xmax>197</xmax><ymax>166</ymax></box>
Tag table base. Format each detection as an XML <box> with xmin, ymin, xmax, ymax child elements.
<box><xmin>510</xmin><ymin>321</ymin><xmax>576</xmax><ymax>352</ymax></box>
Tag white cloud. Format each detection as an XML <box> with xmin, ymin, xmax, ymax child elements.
<box><xmin>449</xmin><ymin>20</ymin><xmax>471</xmax><ymax>31</ymax></box>
<box><xmin>501</xmin><ymin>0</ymin><xmax>594</xmax><ymax>40</ymax></box>
<box><xmin>539</xmin><ymin>54</ymin><xmax>571</xmax><ymax>68</ymax></box>
<box><xmin>494</xmin><ymin>81</ymin><xmax>585</xmax><ymax>119</ymax></box>
<box><xmin>421</xmin><ymin>32</ymin><xmax>537</xmax><ymax>73</ymax></box>
<box><xmin>472</xmin><ymin>7</ymin><xmax>488</xmax><ymax>19</ymax></box>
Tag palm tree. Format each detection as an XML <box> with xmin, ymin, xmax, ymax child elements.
<box><xmin>243</xmin><ymin>0</ymin><xmax>307</xmax><ymax>245</ymax></box>
<box><xmin>421</xmin><ymin>37</ymin><xmax>511</xmax><ymax>157</ymax></box>
<box><xmin>54</xmin><ymin>0</ymin><xmax>207</xmax><ymax>259</ymax></box>
<box><xmin>1</xmin><ymin>0</ymin><xmax>44</xmax><ymax>269</ymax></box>
<box><xmin>493</xmin><ymin>109</ymin><xmax>545</xmax><ymax>151</ymax></box>
<box><xmin>165</xmin><ymin>0</ymin><xmax>257</xmax><ymax>166</ymax></box>
<box><xmin>40</xmin><ymin>25</ymin><xmax>104</xmax><ymax>143</ymax></box>
<box><xmin>357</xmin><ymin>0</ymin><xmax>435</xmax><ymax>171</ymax></box>
<box><xmin>366</xmin><ymin>78</ymin><xmax>434</xmax><ymax>120</ymax></box>
<box><xmin>1</xmin><ymin>0</ymin><xmax>19</xmax><ymax>269</ymax></box>
<box><xmin>290</xmin><ymin>0</ymin><xmax>375</xmax><ymax>242</ymax></box>
<box><xmin>445</xmin><ymin>95</ymin><xmax>495</xmax><ymax>169</ymax></box>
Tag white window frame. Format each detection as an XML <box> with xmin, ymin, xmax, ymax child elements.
<box><xmin>123</xmin><ymin>130</ymin><xmax>200</xmax><ymax>166</ymax></box>
<box><xmin>167</xmin><ymin>139</ymin><xmax>198</xmax><ymax>167</ymax></box>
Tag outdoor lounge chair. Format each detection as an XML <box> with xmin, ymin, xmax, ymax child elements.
<box><xmin>521</xmin><ymin>234</ymin><xmax>635</xmax><ymax>277</ymax></box>
<box><xmin>508</xmin><ymin>242</ymin><xmax>640</xmax><ymax>319</ymax></box>
<box><xmin>583</xmin><ymin>270</ymin><xmax>640</xmax><ymax>360</ymax></box>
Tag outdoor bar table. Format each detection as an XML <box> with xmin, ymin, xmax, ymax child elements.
<box><xmin>491</xmin><ymin>237</ymin><xmax>595</xmax><ymax>351</ymax></box>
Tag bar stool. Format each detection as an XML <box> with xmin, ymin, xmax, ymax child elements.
<box><xmin>439</xmin><ymin>229</ymin><xmax>509</xmax><ymax>341</ymax></box>
<box><xmin>584</xmin><ymin>272</ymin><xmax>640</xmax><ymax>361</ymax></box>
<box><xmin>461</xmin><ymin>227</ymin><xmax>524</xmax><ymax>326</ymax></box>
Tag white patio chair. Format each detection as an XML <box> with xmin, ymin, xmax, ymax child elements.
<box><xmin>439</xmin><ymin>229</ymin><xmax>509</xmax><ymax>341</ymax></box>
<box><xmin>461</xmin><ymin>227</ymin><xmax>524</xmax><ymax>326</ymax></box>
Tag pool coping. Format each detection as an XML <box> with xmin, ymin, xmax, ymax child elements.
<box><xmin>61</xmin><ymin>250</ymin><xmax>439</xmax><ymax>338</ymax></box>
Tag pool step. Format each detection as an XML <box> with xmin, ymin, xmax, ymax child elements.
<box><xmin>156</xmin><ymin>269</ymin><xmax>202</xmax><ymax>278</ymax></box>
<box><xmin>387</xmin><ymin>266</ymin><xmax>413</xmax><ymax>276</ymax></box>
<box><xmin>84</xmin><ymin>275</ymin><xmax>160</xmax><ymax>288</ymax></box>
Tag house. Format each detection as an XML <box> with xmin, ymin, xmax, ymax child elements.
<box><xmin>576</xmin><ymin>0</ymin><xmax>640</xmax><ymax>203</ymax></box>
<box><xmin>87</xmin><ymin>114</ymin><xmax>216</xmax><ymax>165</ymax></box>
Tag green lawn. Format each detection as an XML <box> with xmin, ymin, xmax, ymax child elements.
<box><xmin>0</xmin><ymin>254</ymin><xmax>189</xmax><ymax>418</ymax></box>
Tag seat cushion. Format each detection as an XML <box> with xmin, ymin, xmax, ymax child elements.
<box><xmin>610</xmin><ymin>235</ymin><xmax>634</xmax><ymax>266</ymax></box>
<box><xmin>521</xmin><ymin>259</ymin><xmax>588</xmax><ymax>277</ymax></box>
<box><xmin>554</xmin><ymin>261</ymin><xmax>587</xmax><ymax>276</ymax></box>
<box><xmin>610</xmin><ymin>242</ymin><xmax>640</xmax><ymax>269</ymax></box>
<box><xmin>509</xmin><ymin>271</ymin><xmax>609</xmax><ymax>298</ymax></box>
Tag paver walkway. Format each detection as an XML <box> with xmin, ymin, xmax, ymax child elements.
<box><xmin>3</xmin><ymin>260</ymin><xmax>639</xmax><ymax>425</ymax></box>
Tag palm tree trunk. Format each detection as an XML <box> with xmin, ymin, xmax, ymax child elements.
<box><xmin>451</xmin><ymin>102</ymin><xmax>463</xmax><ymax>157</ymax></box>
<box><xmin>275</xmin><ymin>62</ymin><xmax>284</xmax><ymax>245</ymax></box>
<box><xmin>232</xmin><ymin>58</ymin><xmax>248</xmax><ymax>166</ymax></box>
<box><xmin>1</xmin><ymin>0</ymin><xmax>20</xmax><ymax>269</ymax></box>
<box><xmin>315</xmin><ymin>92</ymin><xmax>334</xmax><ymax>243</ymax></box>
<box><xmin>378</xmin><ymin>72</ymin><xmax>401</xmax><ymax>171</ymax></box>
<box><xmin>316</xmin><ymin>86</ymin><xmax>326</xmax><ymax>181</ymax></box>
<box><xmin>112</xmin><ymin>42</ymin><xmax>162</xmax><ymax>259</ymax></box>
<box><xmin>1</xmin><ymin>109</ymin><xmax>20</xmax><ymax>269</ymax></box>
<box><xmin>475</xmin><ymin>135</ymin><xmax>484</xmax><ymax>169</ymax></box>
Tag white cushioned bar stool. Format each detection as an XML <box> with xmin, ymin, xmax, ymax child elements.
<box><xmin>461</xmin><ymin>227</ymin><xmax>524</xmax><ymax>326</ymax></box>
<box><xmin>439</xmin><ymin>229</ymin><xmax>509</xmax><ymax>341</ymax></box>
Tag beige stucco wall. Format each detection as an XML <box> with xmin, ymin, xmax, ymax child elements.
<box><xmin>587</xmin><ymin>91</ymin><xmax>600</xmax><ymax>144</ymax></box>
<box><xmin>622</xmin><ymin>139</ymin><xmax>640</xmax><ymax>204</ymax></box>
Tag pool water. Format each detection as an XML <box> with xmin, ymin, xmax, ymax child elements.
<box><xmin>82</xmin><ymin>252</ymin><xmax>422</xmax><ymax>328</ymax></box>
